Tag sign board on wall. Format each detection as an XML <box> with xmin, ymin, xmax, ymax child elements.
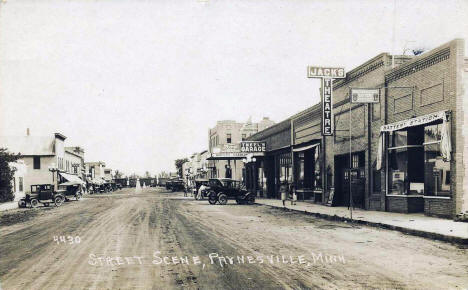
<box><xmin>240</xmin><ymin>141</ymin><xmax>266</xmax><ymax>153</ymax></box>
<box><xmin>351</xmin><ymin>88</ymin><xmax>380</xmax><ymax>103</ymax></box>
<box><xmin>308</xmin><ymin>67</ymin><xmax>346</xmax><ymax>79</ymax></box>
<box><xmin>322</xmin><ymin>78</ymin><xmax>333</xmax><ymax>136</ymax></box>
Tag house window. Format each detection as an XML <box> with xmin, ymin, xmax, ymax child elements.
<box><xmin>19</xmin><ymin>177</ymin><xmax>23</xmax><ymax>192</ymax></box>
<box><xmin>227</xmin><ymin>133</ymin><xmax>232</xmax><ymax>144</ymax></box>
<box><xmin>33</xmin><ymin>156</ymin><xmax>41</xmax><ymax>169</ymax></box>
<box><xmin>12</xmin><ymin>177</ymin><xmax>16</xmax><ymax>192</ymax></box>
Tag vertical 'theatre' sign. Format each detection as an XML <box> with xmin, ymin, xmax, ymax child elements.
<box><xmin>322</xmin><ymin>78</ymin><xmax>333</xmax><ymax>136</ymax></box>
<box><xmin>307</xmin><ymin>66</ymin><xmax>345</xmax><ymax>136</ymax></box>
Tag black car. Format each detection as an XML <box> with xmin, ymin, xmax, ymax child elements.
<box><xmin>165</xmin><ymin>178</ymin><xmax>185</xmax><ymax>192</ymax></box>
<box><xmin>18</xmin><ymin>184</ymin><xmax>65</xmax><ymax>208</ymax></box>
<box><xmin>207</xmin><ymin>178</ymin><xmax>255</xmax><ymax>205</ymax></box>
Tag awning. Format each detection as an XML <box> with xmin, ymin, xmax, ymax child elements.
<box><xmin>59</xmin><ymin>172</ymin><xmax>85</xmax><ymax>186</ymax></box>
<box><xmin>207</xmin><ymin>152</ymin><xmax>265</xmax><ymax>160</ymax></box>
<box><xmin>380</xmin><ymin>110</ymin><xmax>448</xmax><ymax>132</ymax></box>
<box><xmin>293</xmin><ymin>142</ymin><xmax>320</xmax><ymax>152</ymax></box>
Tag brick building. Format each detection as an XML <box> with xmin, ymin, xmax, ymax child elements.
<box><xmin>246</xmin><ymin>38</ymin><xmax>466</xmax><ymax>219</ymax></box>
<box><xmin>207</xmin><ymin>117</ymin><xmax>274</xmax><ymax>181</ymax></box>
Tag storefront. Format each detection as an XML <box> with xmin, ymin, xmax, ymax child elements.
<box><xmin>377</xmin><ymin>110</ymin><xmax>452</xmax><ymax>214</ymax></box>
<box><xmin>245</xmin><ymin>119</ymin><xmax>292</xmax><ymax>199</ymax></box>
<box><xmin>292</xmin><ymin>141</ymin><xmax>322</xmax><ymax>201</ymax></box>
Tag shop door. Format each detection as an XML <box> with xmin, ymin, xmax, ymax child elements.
<box><xmin>334</xmin><ymin>153</ymin><xmax>366</xmax><ymax>208</ymax></box>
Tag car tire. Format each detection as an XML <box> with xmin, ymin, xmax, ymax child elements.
<box><xmin>218</xmin><ymin>193</ymin><xmax>228</xmax><ymax>205</ymax></box>
<box><xmin>247</xmin><ymin>194</ymin><xmax>255</xmax><ymax>205</ymax></box>
<box><xmin>30</xmin><ymin>199</ymin><xmax>39</xmax><ymax>208</ymax></box>
<box><xmin>208</xmin><ymin>192</ymin><xmax>217</xmax><ymax>205</ymax></box>
<box><xmin>18</xmin><ymin>199</ymin><xmax>26</xmax><ymax>208</ymax></box>
<box><xmin>75</xmin><ymin>193</ymin><xmax>82</xmax><ymax>201</ymax></box>
<box><xmin>54</xmin><ymin>195</ymin><xmax>64</xmax><ymax>207</ymax></box>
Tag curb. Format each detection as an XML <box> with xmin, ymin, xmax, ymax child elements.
<box><xmin>256</xmin><ymin>203</ymin><xmax>468</xmax><ymax>246</ymax></box>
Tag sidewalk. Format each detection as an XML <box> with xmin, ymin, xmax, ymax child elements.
<box><xmin>0</xmin><ymin>201</ymin><xmax>19</xmax><ymax>212</ymax></box>
<box><xmin>256</xmin><ymin>198</ymin><xmax>468</xmax><ymax>245</ymax></box>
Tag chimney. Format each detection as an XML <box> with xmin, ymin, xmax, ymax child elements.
<box><xmin>26</xmin><ymin>128</ymin><xmax>30</xmax><ymax>136</ymax></box>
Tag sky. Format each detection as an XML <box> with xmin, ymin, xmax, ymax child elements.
<box><xmin>0</xmin><ymin>0</ymin><xmax>467</xmax><ymax>175</ymax></box>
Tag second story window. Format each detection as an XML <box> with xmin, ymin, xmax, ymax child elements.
<box><xmin>33</xmin><ymin>156</ymin><xmax>41</xmax><ymax>169</ymax></box>
<box><xmin>227</xmin><ymin>133</ymin><xmax>232</xmax><ymax>144</ymax></box>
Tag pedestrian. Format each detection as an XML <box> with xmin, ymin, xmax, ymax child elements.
<box><xmin>198</xmin><ymin>183</ymin><xmax>208</xmax><ymax>200</ymax></box>
<box><xmin>290</xmin><ymin>183</ymin><xmax>297</xmax><ymax>206</ymax></box>
<box><xmin>280</xmin><ymin>181</ymin><xmax>288</xmax><ymax>208</ymax></box>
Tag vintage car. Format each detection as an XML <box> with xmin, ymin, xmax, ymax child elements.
<box><xmin>170</xmin><ymin>179</ymin><xmax>185</xmax><ymax>192</ymax></box>
<box><xmin>193</xmin><ymin>178</ymin><xmax>210</xmax><ymax>200</ymax></box>
<box><xmin>18</xmin><ymin>184</ymin><xmax>65</xmax><ymax>208</ymax></box>
<box><xmin>57</xmin><ymin>184</ymin><xmax>83</xmax><ymax>201</ymax></box>
<box><xmin>207</xmin><ymin>178</ymin><xmax>255</xmax><ymax>205</ymax></box>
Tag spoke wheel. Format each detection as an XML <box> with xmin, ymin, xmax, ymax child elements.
<box><xmin>30</xmin><ymin>199</ymin><xmax>39</xmax><ymax>208</ymax></box>
<box><xmin>218</xmin><ymin>193</ymin><xmax>228</xmax><ymax>205</ymax></box>
<box><xmin>247</xmin><ymin>194</ymin><xmax>255</xmax><ymax>205</ymax></box>
<box><xmin>208</xmin><ymin>192</ymin><xmax>217</xmax><ymax>205</ymax></box>
<box><xmin>54</xmin><ymin>195</ymin><xmax>64</xmax><ymax>207</ymax></box>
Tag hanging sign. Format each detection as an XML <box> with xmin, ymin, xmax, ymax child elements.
<box><xmin>380</xmin><ymin>110</ymin><xmax>447</xmax><ymax>132</ymax></box>
<box><xmin>322</xmin><ymin>78</ymin><xmax>333</xmax><ymax>136</ymax></box>
<box><xmin>240</xmin><ymin>141</ymin><xmax>266</xmax><ymax>153</ymax></box>
<box><xmin>351</xmin><ymin>88</ymin><xmax>380</xmax><ymax>103</ymax></box>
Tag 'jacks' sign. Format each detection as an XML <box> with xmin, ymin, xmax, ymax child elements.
<box><xmin>307</xmin><ymin>67</ymin><xmax>346</xmax><ymax>79</ymax></box>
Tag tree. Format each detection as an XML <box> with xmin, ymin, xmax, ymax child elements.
<box><xmin>144</xmin><ymin>171</ymin><xmax>151</xmax><ymax>178</ymax></box>
<box><xmin>114</xmin><ymin>170</ymin><xmax>124</xmax><ymax>179</ymax></box>
<box><xmin>0</xmin><ymin>148</ymin><xmax>20</xmax><ymax>202</ymax></box>
<box><xmin>175</xmin><ymin>158</ymin><xmax>189</xmax><ymax>177</ymax></box>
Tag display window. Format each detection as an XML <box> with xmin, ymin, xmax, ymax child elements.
<box><xmin>387</xmin><ymin>120</ymin><xmax>451</xmax><ymax>196</ymax></box>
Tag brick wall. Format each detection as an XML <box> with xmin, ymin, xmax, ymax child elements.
<box><xmin>424</xmin><ymin>198</ymin><xmax>453</xmax><ymax>218</ymax></box>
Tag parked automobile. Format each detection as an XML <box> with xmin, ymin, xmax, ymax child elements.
<box><xmin>18</xmin><ymin>184</ymin><xmax>65</xmax><ymax>208</ymax></box>
<box><xmin>169</xmin><ymin>178</ymin><xmax>185</xmax><ymax>192</ymax></box>
<box><xmin>207</xmin><ymin>178</ymin><xmax>255</xmax><ymax>205</ymax></box>
<box><xmin>57</xmin><ymin>184</ymin><xmax>83</xmax><ymax>201</ymax></box>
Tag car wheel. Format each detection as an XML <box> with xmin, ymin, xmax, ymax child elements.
<box><xmin>247</xmin><ymin>194</ymin><xmax>255</xmax><ymax>205</ymax></box>
<box><xmin>30</xmin><ymin>199</ymin><xmax>39</xmax><ymax>208</ymax></box>
<box><xmin>75</xmin><ymin>193</ymin><xmax>82</xmax><ymax>201</ymax></box>
<box><xmin>218</xmin><ymin>193</ymin><xmax>228</xmax><ymax>205</ymax></box>
<box><xmin>54</xmin><ymin>195</ymin><xmax>64</xmax><ymax>207</ymax></box>
<box><xmin>18</xmin><ymin>199</ymin><xmax>26</xmax><ymax>208</ymax></box>
<box><xmin>208</xmin><ymin>192</ymin><xmax>217</xmax><ymax>205</ymax></box>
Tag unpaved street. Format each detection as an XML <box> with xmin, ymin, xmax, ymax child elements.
<box><xmin>1</xmin><ymin>188</ymin><xmax>467</xmax><ymax>289</ymax></box>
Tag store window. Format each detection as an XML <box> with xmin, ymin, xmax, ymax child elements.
<box><xmin>19</xmin><ymin>177</ymin><xmax>23</xmax><ymax>192</ymax></box>
<box><xmin>278</xmin><ymin>152</ymin><xmax>292</xmax><ymax>184</ymax></box>
<box><xmin>423</xmin><ymin>123</ymin><xmax>450</xmax><ymax>196</ymax></box>
<box><xmin>387</xmin><ymin>121</ymin><xmax>450</xmax><ymax>196</ymax></box>
<box><xmin>314</xmin><ymin>146</ymin><xmax>322</xmax><ymax>189</ymax></box>
<box><xmin>33</xmin><ymin>156</ymin><xmax>41</xmax><ymax>169</ymax></box>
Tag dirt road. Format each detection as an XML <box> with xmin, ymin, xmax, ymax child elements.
<box><xmin>1</xmin><ymin>188</ymin><xmax>467</xmax><ymax>289</ymax></box>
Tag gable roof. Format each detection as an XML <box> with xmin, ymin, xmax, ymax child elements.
<box><xmin>0</xmin><ymin>135</ymin><xmax>56</xmax><ymax>156</ymax></box>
